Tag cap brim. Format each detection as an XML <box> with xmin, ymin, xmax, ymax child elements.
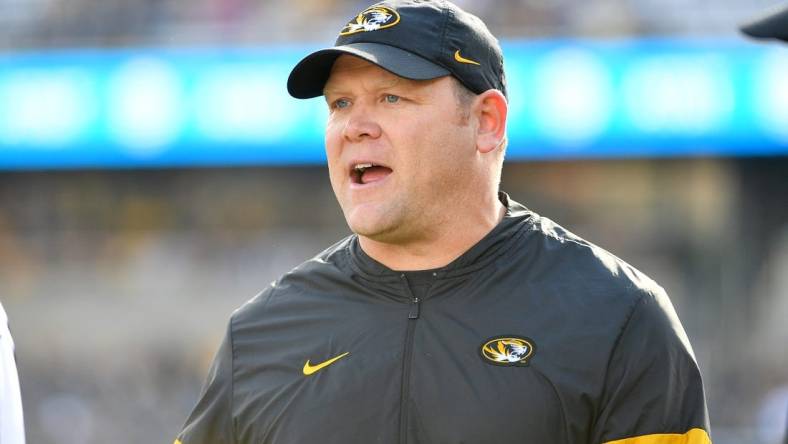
<box><xmin>287</xmin><ymin>42</ymin><xmax>450</xmax><ymax>99</ymax></box>
<box><xmin>740</xmin><ymin>4</ymin><xmax>788</xmax><ymax>42</ymax></box>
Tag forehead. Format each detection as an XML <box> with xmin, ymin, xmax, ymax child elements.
<box><xmin>324</xmin><ymin>55</ymin><xmax>404</xmax><ymax>91</ymax></box>
<box><xmin>330</xmin><ymin>54</ymin><xmax>387</xmax><ymax>75</ymax></box>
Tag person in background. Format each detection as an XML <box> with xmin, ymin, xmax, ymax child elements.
<box><xmin>740</xmin><ymin>3</ymin><xmax>788</xmax><ymax>42</ymax></box>
<box><xmin>0</xmin><ymin>302</ymin><xmax>25</xmax><ymax>444</ymax></box>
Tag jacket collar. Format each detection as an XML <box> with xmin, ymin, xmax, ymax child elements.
<box><xmin>346</xmin><ymin>191</ymin><xmax>534</xmax><ymax>283</ymax></box>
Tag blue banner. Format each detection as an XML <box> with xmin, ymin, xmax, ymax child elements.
<box><xmin>0</xmin><ymin>40</ymin><xmax>786</xmax><ymax>170</ymax></box>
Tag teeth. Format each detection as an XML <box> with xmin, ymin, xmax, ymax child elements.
<box><xmin>354</xmin><ymin>163</ymin><xmax>374</xmax><ymax>172</ymax></box>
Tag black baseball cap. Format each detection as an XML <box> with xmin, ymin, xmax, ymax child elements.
<box><xmin>740</xmin><ymin>3</ymin><xmax>788</xmax><ymax>42</ymax></box>
<box><xmin>287</xmin><ymin>0</ymin><xmax>506</xmax><ymax>99</ymax></box>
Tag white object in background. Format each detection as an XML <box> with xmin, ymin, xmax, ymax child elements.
<box><xmin>0</xmin><ymin>302</ymin><xmax>25</xmax><ymax>444</ymax></box>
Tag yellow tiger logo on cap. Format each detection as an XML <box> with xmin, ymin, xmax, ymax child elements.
<box><xmin>481</xmin><ymin>336</ymin><xmax>535</xmax><ymax>366</ymax></box>
<box><xmin>340</xmin><ymin>6</ymin><xmax>401</xmax><ymax>36</ymax></box>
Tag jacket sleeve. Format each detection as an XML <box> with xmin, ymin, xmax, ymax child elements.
<box><xmin>591</xmin><ymin>288</ymin><xmax>712</xmax><ymax>444</ymax></box>
<box><xmin>175</xmin><ymin>319</ymin><xmax>235</xmax><ymax>444</ymax></box>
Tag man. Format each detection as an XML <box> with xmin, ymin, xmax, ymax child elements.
<box><xmin>0</xmin><ymin>302</ymin><xmax>25</xmax><ymax>444</ymax></box>
<box><xmin>175</xmin><ymin>1</ymin><xmax>711</xmax><ymax>443</ymax></box>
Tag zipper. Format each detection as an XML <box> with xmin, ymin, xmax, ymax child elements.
<box><xmin>399</xmin><ymin>273</ymin><xmax>421</xmax><ymax>444</ymax></box>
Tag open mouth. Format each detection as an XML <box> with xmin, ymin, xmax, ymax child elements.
<box><xmin>351</xmin><ymin>162</ymin><xmax>393</xmax><ymax>185</ymax></box>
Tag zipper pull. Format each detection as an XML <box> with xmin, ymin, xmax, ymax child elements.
<box><xmin>400</xmin><ymin>273</ymin><xmax>421</xmax><ymax>319</ymax></box>
<box><xmin>408</xmin><ymin>297</ymin><xmax>420</xmax><ymax>319</ymax></box>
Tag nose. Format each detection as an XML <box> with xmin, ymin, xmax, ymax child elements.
<box><xmin>342</xmin><ymin>103</ymin><xmax>382</xmax><ymax>142</ymax></box>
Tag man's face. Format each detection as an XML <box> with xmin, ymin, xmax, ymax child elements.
<box><xmin>323</xmin><ymin>55</ymin><xmax>478</xmax><ymax>245</ymax></box>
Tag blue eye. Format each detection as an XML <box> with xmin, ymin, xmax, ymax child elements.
<box><xmin>385</xmin><ymin>94</ymin><xmax>400</xmax><ymax>103</ymax></box>
<box><xmin>333</xmin><ymin>98</ymin><xmax>350</xmax><ymax>109</ymax></box>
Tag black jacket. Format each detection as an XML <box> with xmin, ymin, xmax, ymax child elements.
<box><xmin>176</xmin><ymin>194</ymin><xmax>711</xmax><ymax>444</ymax></box>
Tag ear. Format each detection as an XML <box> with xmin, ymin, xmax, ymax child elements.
<box><xmin>473</xmin><ymin>90</ymin><xmax>508</xmax><ymax>154</ymax></box>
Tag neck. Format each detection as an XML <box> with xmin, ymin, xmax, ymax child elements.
<box><xmin>358</xmin><ymin>193</ymin><xmax>506</xmax><ymax>271</ymax></box>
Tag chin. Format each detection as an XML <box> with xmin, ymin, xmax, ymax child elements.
<box><xmin>344</xmin><ymin>204</ymin><xmax>381</xmax><ymax>231</ymax></box>
<box><xmin>348</xmin><ymin>219</ymin><xmax>389</xmax><ymax>239</ymax></box>
<box><xmin>347</xmin><ymin>213</ymin><xmax>398</xmax><ymax>241</ymax></box>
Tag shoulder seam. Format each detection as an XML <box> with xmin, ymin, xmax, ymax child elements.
<box><xmin>228</xmin><ymin>285</ymin><xmax>278</xmax><ymax>443</ymax></box>
<box><xmin>595</xmin><ymin>290</ymin><xmax>648</xmax><ymax>423</ymax></box>
<box><xmin>611</xmin><ymin>290</ymin><xmax>649</xmax><ymax>360</ymax></box>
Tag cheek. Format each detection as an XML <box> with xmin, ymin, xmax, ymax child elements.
<box><xmin>324</xmin><ymin>119</ymin><xmax>344</xmax><ymax>161</ymax></box>
<box><xmin>324</xmin><ymin>118</ymin><xmax>342</xmax><ymax>156</ymax></box>
<box><xmin>402</xmin><ymin>116</ymin><xmax>457</xmax><ymax>157</ymax></box>
<box><xmin>388</xmin><ymin>113</ymin><xmax>432</xmax><ymax>151</ymax></box>
<box><xmin>408</xmin><ymin>120</ymin><xmax>473</xmax><ymax>185</ymax></box>
<box><xmin>324</xmin><ymin>122</ymin><xmax>346</xmax><ymax>195</ymax></box>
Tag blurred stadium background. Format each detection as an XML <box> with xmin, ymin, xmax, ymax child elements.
<box><xmin>1</xmin><ymin>0</ymin><xmax>787</xmax><ymax>443</ymax></box>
